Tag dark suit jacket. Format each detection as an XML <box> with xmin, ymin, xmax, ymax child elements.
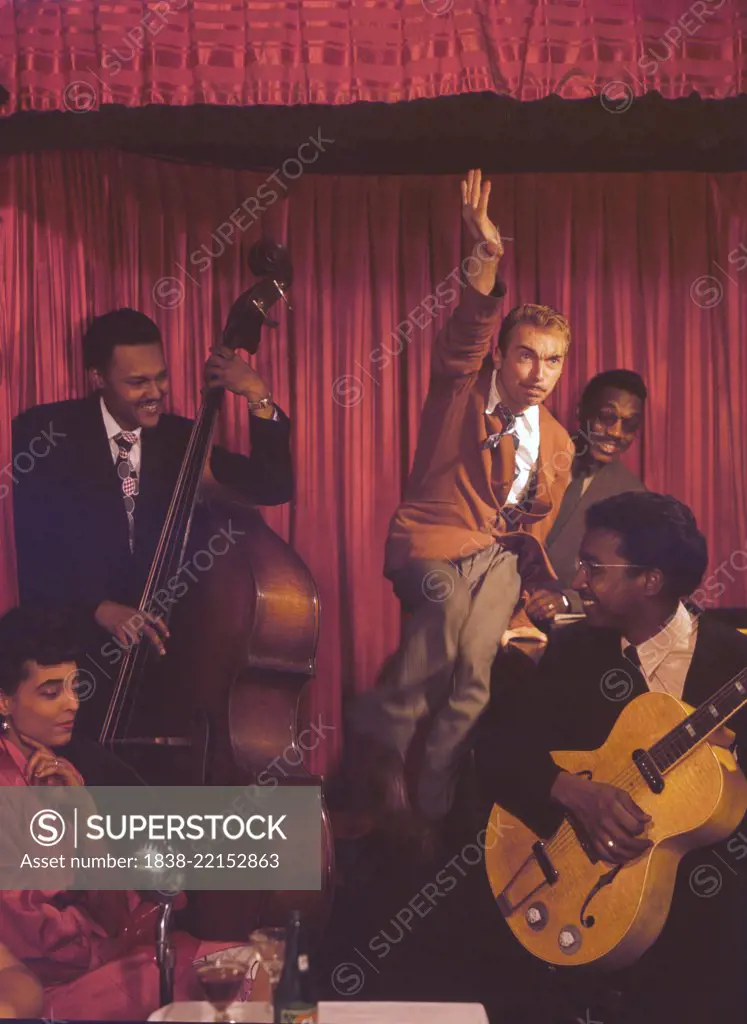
<box><xmin>475</xmin><ymin>615</ymin><xmax>747</xmax><ymax>1018</ymax></box>
<box><xmin>545</xmin><ymin>458</ymin><xmax>645</xmax><ymax>611</ymax></box>
<box><xmin>12</xmin><ymin>394</ymin><xmax>293</xmax><ymax>621</ymax></box>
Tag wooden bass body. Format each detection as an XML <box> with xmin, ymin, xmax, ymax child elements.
<box><xmin>484</xmin><ymin>690</ymin><xmax>747</xmax><ymax>969</ymax></box>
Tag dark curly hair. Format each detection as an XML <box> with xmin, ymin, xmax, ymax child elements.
<box><xmin>82</xmin><ymin>308</ymin><xmax>162</xmax><ymax>371</ymax></box>
<box><xmin>0</xmin><ymin>606</ymin><xmax>82</xmax><ymax>696</ymax></box>
<box><xmin>579</xmin><ymin>369</ymin><xmax>647</xmax><ymax>415</ymax></box>
<box><xmin>585</xmin><ymin>492</ymin><xmax>707</xmax><ymax>600</ymax></box>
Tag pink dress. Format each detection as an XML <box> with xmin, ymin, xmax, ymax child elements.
<box><xmin>0</xmin><ymin>739</ymin><xmax>264</xmax><ymax>1020</ymax></box>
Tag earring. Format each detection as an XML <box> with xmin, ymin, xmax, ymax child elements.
<box><xmin>1</xmin><ymin>717</ymin><xmax>8</xmax><ymax>732</ymax></box>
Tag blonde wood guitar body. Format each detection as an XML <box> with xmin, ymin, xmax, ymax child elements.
<box><xmin>484</xmin><ymin>691</ymin><xmax>747</xmax><ymax>969</ymax></box>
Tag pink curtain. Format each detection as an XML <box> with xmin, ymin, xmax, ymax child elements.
<box><xmin>1</xmin><ymin>151</ymin><xmax>746</xmax><ymax>774</ymax></box>
<box><xmin>1</xmin><ymin>0</ymin><xmax>744</xmax><ymax>112</ymax></box>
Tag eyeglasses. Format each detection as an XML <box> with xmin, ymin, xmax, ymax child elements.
<box><xmin>593</xmin><ymin>410</ymin><xmax>641</xmax><ymax>434</ymax></box>
<box><xmin>574</xmin><ymin>557</ymin><xmax>649</xmax><ymax>576</ymax></box>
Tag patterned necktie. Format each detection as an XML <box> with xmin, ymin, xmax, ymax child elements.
<box><xmin>114</xmin><ymin>431</ymin><xmax>139</xmax><ymax>552</ymax></box>
<box><xmin>483</xmin><ymin>402</ymin><xmax>521</xmax><ymax>451</ymax></box>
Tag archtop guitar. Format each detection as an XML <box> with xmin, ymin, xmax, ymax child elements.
<box><xmin>484</xmin><ymin>672</ymin><xmax>747</xmax><ymax>969</ymax></box>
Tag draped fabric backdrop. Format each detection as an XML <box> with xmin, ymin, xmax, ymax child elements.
<box><xmin>1</xmin><ymin>0</ymin><xmax>745</xmax><ymax>111</ymax></box>
<box><xmin>1</xmin><ymin>151</ymin><xmax>746</xmax><ymax>774</ymax></box>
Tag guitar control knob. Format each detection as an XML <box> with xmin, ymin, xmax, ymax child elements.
<box><xmin>525</xmin><ymin>903</ymin><xmax>548</xmax><ymax>930</ymax></box>
<box><xmin>558</xmin><ymin>925</ymin><xmax>581</xmax><ymax>954</ymax></box>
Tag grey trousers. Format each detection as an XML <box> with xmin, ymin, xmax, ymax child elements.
<box><xmin>349</xmin><ymin>543</ymin><xmax>521</xmax><ymax>819</ymax></box>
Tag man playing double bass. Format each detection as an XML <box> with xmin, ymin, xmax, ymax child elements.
<box><xmin>11</xmin><ymin>308</ymin><xmax>293</xmax><ymax>744</ymax></box>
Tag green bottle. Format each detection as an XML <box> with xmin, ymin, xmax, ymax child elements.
<box><xmin>273</xmin><ymin>910</ymin><xmax>318</xmax><ymax>1023</ymax></box>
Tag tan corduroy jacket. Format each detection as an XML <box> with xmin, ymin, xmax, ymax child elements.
<box><xmin>384</xmin><ymin>282</ymin><xmax>575</xmax><ymax>596</ymax></box>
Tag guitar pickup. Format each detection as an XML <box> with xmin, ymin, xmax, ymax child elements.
<box><xmin>532</xmin><ymin>841</ymin><xmax>558</xmax><ymax>885</ymax></box>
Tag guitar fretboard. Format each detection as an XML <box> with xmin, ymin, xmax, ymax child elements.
<box><xmin>651</xmin><ymin>667</ymin><xmax>747</xmax><ymax>773</ymax></box>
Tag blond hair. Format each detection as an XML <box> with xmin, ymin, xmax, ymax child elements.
<box><xmin>496</xmin><ymin>303</ymin><xmax>571</xmax><ymax>355</ymax></box>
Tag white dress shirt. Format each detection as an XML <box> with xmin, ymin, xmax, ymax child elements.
<box><xmin>100</xmin><ymin>396</ymin><xmax>142</xmax><ymax>471</ymax></box>
<box><xmin>621</xmin><ymin>601</ymin><xmax>697</xmax><ymax>701</ymax></box>
<box><xmin>100</xmin><ymin>395</ymin><xmax>279</xmax><ymax>470</ymax></box>
<box><xmin>485</xmin><ymin>370</ymin><xmax>540</xmax><ymax>505</ymax></box>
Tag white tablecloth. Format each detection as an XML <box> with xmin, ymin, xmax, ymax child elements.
<box><xmin>149</xmin><ymin>1000</ymin><xmax>490</xmax><ymax>1022</ymax></box>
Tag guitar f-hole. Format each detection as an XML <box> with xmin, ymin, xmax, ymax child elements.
<box><xmin>579</xmin><ymin>865</ymin><xmax>622</xmax><ymax>928</ymax></box>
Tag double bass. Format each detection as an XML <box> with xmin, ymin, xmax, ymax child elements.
<box><xmin>98</xmin><ymin>241</ymin><xmax>335</xmax><ymax>940</ymax></box>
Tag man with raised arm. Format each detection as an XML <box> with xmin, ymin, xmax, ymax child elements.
<box><xmin>348</xmin><ymin>169</ymin><xmax>575</xmax><ymax>824</ymax></box>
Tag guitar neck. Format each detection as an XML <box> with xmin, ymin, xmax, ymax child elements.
<box><xmin>651</xmin><ymin>667</ymin><xmax>747</xmax><ymax>773</ymax></box>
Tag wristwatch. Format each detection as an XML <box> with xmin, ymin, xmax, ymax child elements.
<box><xmin>248</xmin><ymin>393</ymin><xmax>273</xmax><ymax>412</ymax></box>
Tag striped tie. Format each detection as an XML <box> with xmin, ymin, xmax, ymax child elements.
<box><xmin>114</xmin><ymin>431</ymin><xmax>139</xmax><ymax>552</ymax></box>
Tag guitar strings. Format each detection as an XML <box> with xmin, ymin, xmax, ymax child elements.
<box><xmin>540</xmin><ymin>671</ymin><xmax>747</xmax><ymax>862</ymax></box>
<box><xmin>541</xmin><ymin>731</ymin><xmax>732</xmax><ymax>864</ymax></box>
<box><xmin>501</xmin><ymin>673</ymin><xmax>747</xmax><ymax>896</ymax></box>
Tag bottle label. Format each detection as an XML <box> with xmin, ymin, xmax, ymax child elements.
<box><xmin>279</xmin><ymin>1009</ymin><xmax>317</xmax><ymax>1023</ymax></box>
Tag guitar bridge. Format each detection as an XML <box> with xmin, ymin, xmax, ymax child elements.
<box><xmin>495</xmin><ymin>841</ymin><xmax>558</xmax><ymax>918</ymax></box>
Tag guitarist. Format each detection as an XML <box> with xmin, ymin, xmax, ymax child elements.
<box><xmin>474</xmin><ymin>490</ymin><xmax>747</xmax><ymax>1023</ymax></box>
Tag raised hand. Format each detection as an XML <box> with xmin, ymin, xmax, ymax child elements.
<box><xmin>461</xmin><ymin>169</ymin><xmax>504</xmax><ymax>261</ymax></box>
<box><xmin>204</xmin><ymin>345</ymin><xmax>274</xmax><ymax>417</ymax></box>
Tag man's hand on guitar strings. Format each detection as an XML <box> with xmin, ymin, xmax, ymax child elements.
<box><xmin>551</xmin><ymin>772</ymin><xmax>652</xmax><ymax>865</ymax></box>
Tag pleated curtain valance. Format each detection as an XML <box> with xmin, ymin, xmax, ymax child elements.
<box><xmin>0</xmin><ymin>0</ymin><xmax>744</xmax><ymax>115</ymax></box>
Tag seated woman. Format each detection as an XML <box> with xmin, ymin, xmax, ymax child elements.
<box><xmin>0</xmin><ymin>605</ymin><xmax>268</xmax><ymax>1021</ymax></box>
<box><xmin>0</xmin><ymin>944</ymin><xmax>44</xmax><ymax>1019</ymax></box>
